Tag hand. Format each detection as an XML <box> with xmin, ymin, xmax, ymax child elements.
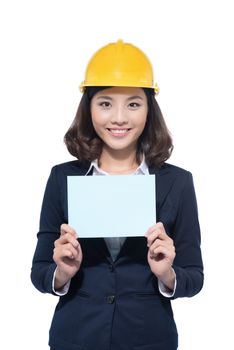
<box><xmin>53</xmin><ymin>224</ymin><xmax>83</xmax><ymax>290</ymax></box>
<box><xmin>145</xmin><ymin>222</ymin><xmax>176</xmax><ymax>290</ymax></box>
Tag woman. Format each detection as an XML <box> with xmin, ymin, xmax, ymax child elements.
<box><xmin>31</xmin><ymin>40</ymin><xmax>203</xmax><ymax>350</ymax></box>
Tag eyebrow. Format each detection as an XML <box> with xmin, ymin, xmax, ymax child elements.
<box><xmin>96</xmin><ymin>95</ymin><xmax>144</xmax><ymax>101</ymax></box>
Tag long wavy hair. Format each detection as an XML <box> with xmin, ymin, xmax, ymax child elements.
<box><xmin>64</xmin><ymin>87</ymin><xmax>173</xmax><ymax>167</ymax></box>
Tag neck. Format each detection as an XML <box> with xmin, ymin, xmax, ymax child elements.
<box><xmin>99</xmin><ymin>149</ymin><xmax>140</xmax><ymax>175</ymax></box>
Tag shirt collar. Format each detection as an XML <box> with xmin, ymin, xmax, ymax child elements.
<box><xmin>85</xmin><ymin>156</ymin><xmax>149</xmax><ymax>175</ymax></box>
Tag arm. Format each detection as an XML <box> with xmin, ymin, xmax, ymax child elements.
<box><xmin>53</xmin><ymin>224</ymin><xmax>82</xmax><ymax>290</ymax></box>
<box><xmin>146</xmin><ymin>171</ymin><xmax>203</xmax><ymax>299</ymax></box>
<box><xmin>171</xmin><ymin>172</ymin><xmax>204</xmax><ymax>298</ymax></box>
<box><xmin>30</xmin><ymin>166</ymin><xmax>82</xmax><ymax>294</ymax></box>
<box><xmin>146</xmin><ymin>222</ymin><xmax>176</xmax><ymax>293</ymax></box>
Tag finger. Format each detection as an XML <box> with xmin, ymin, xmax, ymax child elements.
<box><xmin>149</xmin><ymin>246</ymin><xmax>175</xmax><ymax>261</ymax></box>
<box><xmin>149</xmin><ymin>241</ymin><xmax>175</xmax><ymax>257</ymax></box>
<box><xmin>60</xmin><ymin>223</ymin><xmax>77</xmax><ymax>237</ymax></box>
<box><xmin>54</xmin><ymin>233</ymin><xmax>79</xmax><ymax>248</ymax></box>
<box><xmin>146</xmin><ymin>232</ymin><xmax>162</xmax><ymax>247</ymax></box>
<box><xmin>146</xmin><ymin>229</ymin><xmax>169</xmax><ymax>248</ymax></box>
<box><xmin>145</xmin><ymin>222</ymin><xmax>166</xmax><ymax>239</ymax></box>
<box><xmin>54</xmin><ymin>243</ymin><xmax>79</xmax><ymax>260</ymax></box>
<box><xmin>149</xmin><ymin>239</ymin><xmax>172</xmax><ymax>254</ymax></box>
<box><xmin>145</xmin><ymin>222</ymin><xmax>166</xmax><ymax>236</ymax></box>
<box><xmin>74</xmin><ymin>244</ymin><xmax>82</xmax><ymax>261</ymax></box>
<box><xmin>149</xmin><ymin>235</ymin><xmax>174</xmax><ymax>250</ymax></box>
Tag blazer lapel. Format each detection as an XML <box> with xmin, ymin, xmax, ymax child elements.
<box><xmin>149</xmin><ymin>164</ymin><xmax>177</xmax><ymax>214</ymax></box>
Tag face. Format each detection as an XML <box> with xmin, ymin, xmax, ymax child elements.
<box><xmin>90</xmin><ymin>87</ymin><xmax>148</xmax><ymax>157</ymax></box>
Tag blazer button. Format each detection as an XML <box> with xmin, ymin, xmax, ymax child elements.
<box><xmin>109</xmin><ymin>265</ymin><xmax>114</xmax><ymax>272</ymax></box>
<box><xmin>107</xmin><ymin>295</ymin><xmax>115</xmax><ymax>304</ymax></box>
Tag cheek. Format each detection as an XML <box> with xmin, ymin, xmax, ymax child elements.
<box><xmin>91</xmin><ymin>111</ymin><xmax>102</xmax><ymax>131</ymax></box>
<box><xmin>138</xmin><ymin>123</ymin><xmax>147</xmax><ymax>137</ymax></box>
<box><xmin>136</xmin><ymin>112</ymin><xmax>148</xmax><ymax>133</ymax></box>
<box><xmin>92</xmin><ymin>120</ymin><xmax>102</xmax><ymax>137</ymax></box>
<box><xmin>91</xmin><ymin>113</ymin><xmax>107</xmax><ymax>138</ymax></box>
<box><xmin>91</xmin><ymin>108</ymin><xmax>109</xmax><ymax>127</ymax></box>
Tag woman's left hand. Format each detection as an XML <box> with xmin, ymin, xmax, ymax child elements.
<box><xmin>145</xmin><ymin>222</ymin><xmax>176</xmax><ymax>291</ymax></box>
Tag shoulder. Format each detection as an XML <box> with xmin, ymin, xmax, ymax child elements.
<box><xmin>51</xmin><ymin>160</ymin><xmax>91</xmax><ymax>176</ymax></box>
<box><xmin>161</xmin><ymin>162</ymin><xmax>194</xmax><ymax>186</ymax></box>
<box><xmin>45</xmin><ymin>160</ymin><xmax>91</xmax><ymax>192</ymax></box>
<box><xmin>162</xmin><ymin>162</ymin><xmax>192</xmax><ymax>177</ymax></box>
<box><xmin>149</xmin><ymin>162</ymin><xmax>195</xmax><ymax>197</ymax></box>
<box><xmin>162</xmin><ymin>163</ymin><xmax>194</xmax><ymax>189</ymax></box>
<box><xmin>150</xmin><ymin>162</ymin><xmax>192</xmax><ymax>178</ymax></box>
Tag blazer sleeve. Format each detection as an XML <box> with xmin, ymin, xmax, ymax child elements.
<box><xmin>171</xmin><ymin>172</ymin><xmax>204</xmax><ymax>299</ymax></box>
<box><xmin>30</xmin><ymin>166</ymin><xmax>65</xmax><ymax>294</ymax></box>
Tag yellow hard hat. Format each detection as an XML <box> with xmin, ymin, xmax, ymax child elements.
<box><xmin>80</xmin><ymin>40</ymin><xmax>159</xmax><ymax>95</ymax></box>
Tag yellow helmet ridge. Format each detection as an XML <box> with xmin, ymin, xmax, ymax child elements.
<box><xmin>80</xmin><ymin>40</ymin><xmax>159</xmax><ymax>95</ymax></box>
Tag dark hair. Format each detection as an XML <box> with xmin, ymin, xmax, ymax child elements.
<box><xmin>64</xmin><ymin>87</ymin><xmax>173</xmax><ymax>167</ymax></box>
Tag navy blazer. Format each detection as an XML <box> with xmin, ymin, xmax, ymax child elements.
<box><xmin>31</xmin><ymin>161</ymin><xmax>204</xmax><ymax>350</ymax></box>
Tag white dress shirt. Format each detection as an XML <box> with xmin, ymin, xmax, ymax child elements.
<box><xmin>53</xmin><ymin>158</ymin><xmax>176</xmax><ymax>297</ymax></box>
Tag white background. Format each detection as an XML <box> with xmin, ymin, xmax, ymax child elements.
<box><xmin>1</xmin><ymin>0</ymin><xmax>233</xmax><ymax>349</ymax></box>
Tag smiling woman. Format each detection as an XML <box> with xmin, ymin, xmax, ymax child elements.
<box><xmin>31</xmin><ymin>39</ymin><xmax>203</xmax><ymax>350</ymax></box>
<box><xmin>64</xmin><ymin>85</ymin><xmax>173</xmax><ymax>167</ymax></box>
<box><xmin>90</xmin><ymin>87</ymin><xmax>148</xmax><ymax>171</ymax></box>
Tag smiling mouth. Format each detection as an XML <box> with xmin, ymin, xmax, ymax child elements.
<box><xmin>107</xmin><ymin>128</ymin><xmax>131</xmax><ymax>137</ymax></box>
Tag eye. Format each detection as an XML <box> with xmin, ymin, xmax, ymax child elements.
<box><xmin>129</xmin><ymin>102</ymin><xmax>141</xmax><ymax>109</ymax></box>
<box><xmin>99</xmin><ymin>101</ymin><xmax>111</xmax><ymax>108</ymax></box>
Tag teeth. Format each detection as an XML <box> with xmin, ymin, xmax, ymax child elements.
<box><xmin>109</xmin><ymin>129</ymin><xmax>128</xmax><ymax>134</ymax></box>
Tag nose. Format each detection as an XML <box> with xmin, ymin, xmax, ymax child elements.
<box><xmin>110</xmin><ymin>106</ymin><xmax>128</xmax><ymax>125</ymax></box>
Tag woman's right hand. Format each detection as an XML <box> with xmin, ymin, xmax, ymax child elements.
<box><xmin>53</xmin><ymin>223</ymin><xmax>83</xmax><ymax>290</ymax></box>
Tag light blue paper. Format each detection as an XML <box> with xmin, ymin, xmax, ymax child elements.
<box><xmin>67</xmin><ymin>175</ymin><xmax>156</xmax><ymax>238</ymax></box>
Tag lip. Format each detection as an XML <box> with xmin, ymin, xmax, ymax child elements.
<box><xmin>107</xmin><ymin>128</ymin><xmax>131</xmax><ymax>138</ymax></box>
